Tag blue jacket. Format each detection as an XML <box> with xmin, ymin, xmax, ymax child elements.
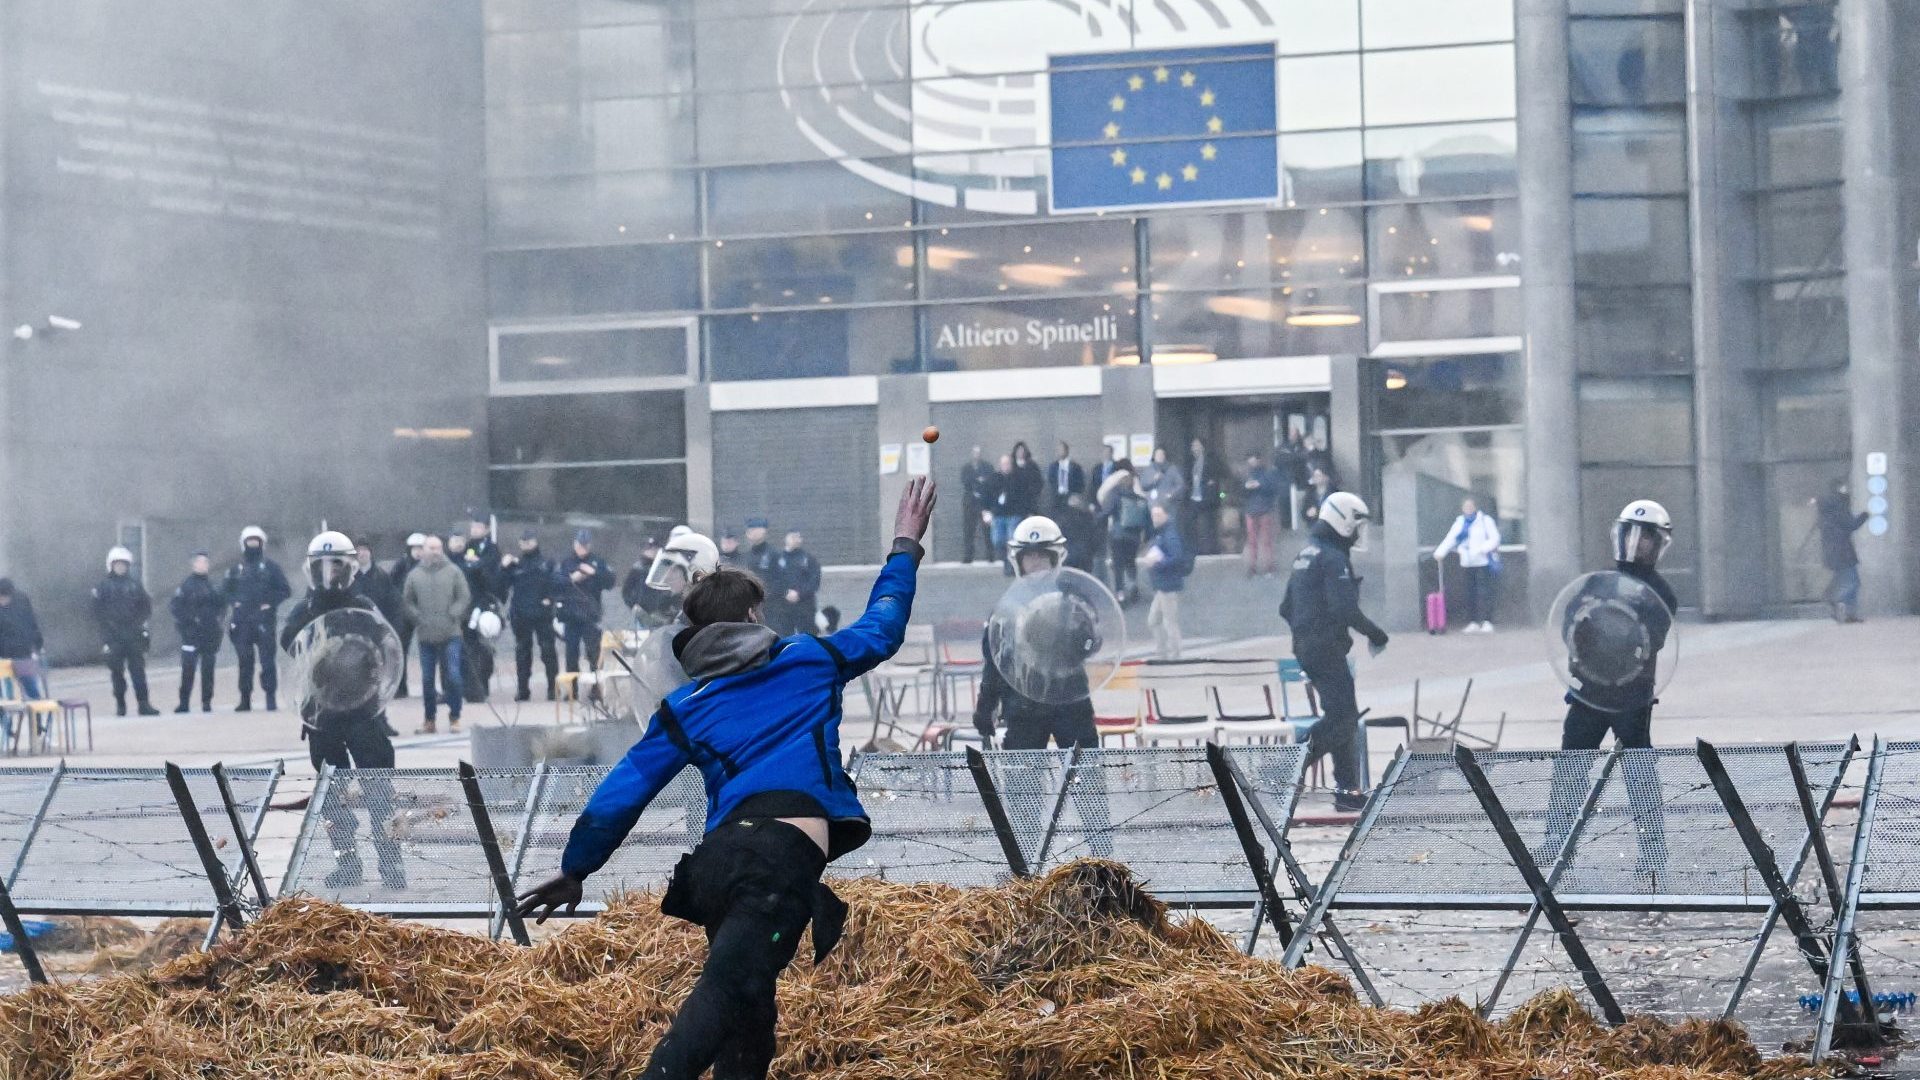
<box><xmin>559</xmin><ymin>548</ymin><xmax>920</xmax><ymax>880</ymax></box>
<box><xmin>1148</xmin><ymin>521</ymin><xmax>1190</xmax><ymax>593</ymax></box>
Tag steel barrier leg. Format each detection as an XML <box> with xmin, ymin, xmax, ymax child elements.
<box><xmin>6</xmin><ymin>762</ymin><xmax>63</xmax><ymax>891</ymax></box>
<box><xmin>1454</xmin><ymin>746</ymin><xmax>1623</xmax><ymax>1026</ymax></box>
<box><xmin>212</xmin><ymin>762</ymin><xmax>272</xmax><ymax>907</ymax></box>
<box><xmin>965</xmin><ymin>747</ymin><xmax>1031</xmax><ymax>878</ymax></box>
<box><xmin>458</xmin><ymin>762</ymin><xmax>531</xmax><ymax>946</ymax></box>
<box><xmin>1783</xmin><ymin>741</ymin><xmax>1879</xmax><ymax>1024</ymax></box>
<box><xmin>493</xmin><ymin>763</ymin><xmax>548</xmax><ymax>942</ymax></box>
<box><xmin>1481</xmin><ymin>749</ymin><xmax>1621</xmax><ymax>1019</ymax></box>
<box><xmin>1281</xmin><ymin>748</ymin><xmax>1408</xmax><ymax>970</ymax></box>
<box><xmin>0</xmin><ymin>875</ymin><xmax>46</xmax><ymax>985</ymax></box>
<box><xmin>1207</xmin><ymin>743</ymin><xmax>1294</xmax><ymax>949</ymax></box>
<box><xmin>1815</xmin><ymin>737</ymin><xmax>1883</xmax><ymax>1061</ymax></box>
<box><xmin>165</xmin><ymin>762</ymin><xmax>249</xmax><ymax>937</ymax></box>
<box><xmin>1034</xmin><ymin>747</ymin><xmax>1081</xmax><ymax>871</ymax></box>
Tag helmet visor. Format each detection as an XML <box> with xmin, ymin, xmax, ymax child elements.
<box><xmin>1612</xmin><ymin>521</ymin><xmax>1672</xmax><ymax>565</ymax></box>
<box><xmin>307</xmin><ymin>554</ymin><xmax>357</xmax><ymax>591</ymax></box>
<box><xmin>644</xmin><ymin>551</ymin><xmax>693</xmax><ymax>593</ymax></box>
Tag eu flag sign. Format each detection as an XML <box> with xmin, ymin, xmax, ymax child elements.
<box><xmin>1048</xmin><ymin>43</ymin><xmax>1278</xmax><ymax>214</ymax></box>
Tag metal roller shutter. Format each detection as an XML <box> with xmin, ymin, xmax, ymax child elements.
<box><xmin>712</xmin><ymin>406</ymin><xmax>880</xmax><ymax>565</ymax></box>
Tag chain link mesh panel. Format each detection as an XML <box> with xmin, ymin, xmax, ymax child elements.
<box><xmin>280</xmin><ymin>768</ymin><xmax>534</xmax><ymax>916</ymax></box>
<box><xmin>0</xmin><ymin>767</ymin><xmax>57</xmax><ymax>882</ymax></box>
<box><xmin>8</xmin><ymin>767</ymin><xmax>278</xmax><ymax>915</ymax></box>
<box><xmin>1858</xmin><ymin>740</ymin><xmax>1920</xmax><ymax>905</ymax></box>
<box><xmin>833</xmin><ymin>752</ymin><xmax>1016</xmax><ymax>887</ymax></box>
<box><xmin>516</xmin><ymin>765</ymin><xmax>704</xmax><ymax>907</ymax></box>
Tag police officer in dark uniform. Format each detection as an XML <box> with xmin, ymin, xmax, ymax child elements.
<box><xmin>93</xmin><ymin>546</ymin><xmax>160</xmax><ymax>716</ymax></box>
<box><xmin>452</xmin><ymin>519</ymin><xmax>503</xmax><ymax>703</ymax></box>
<box><xmin>223</xmin><ymin>525</ymin><xmax>292</xmax><ymax>712</ymax></box>
<box><xmin>765</xmin><ymin>530</ymin><xmax>822</xmax><ymax>637</ymax></box>
<box><xmin>556</xmin><ymin>528</ymin><xmax>614</xmax><ymax>676</ymax></box>
<box><xmin>170</xmin><ymin>552</ymin><xmax>226</xmax><ymax>713</ymax></box>
<box><xmin>1279</xmin><ymin>492</ymin><xmax>1389</xmax><ymax>812</ymax></box>
<box><xmin>281</xmin><ymin>530</ymin><xmax>405</xmax><ymax>890</ymax></box>
<box><xmin>502</xmin><ymin>528</ymin><xmax>560</xmax><ymax>701</ymax></box>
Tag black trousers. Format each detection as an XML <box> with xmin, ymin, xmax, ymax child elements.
<box><xmin>1543</xmin><ymin>700</ymin><xmax>1668</xmax><ymax>868</ymax></box>
<box><xmin>462</xmin><ymin>626</ymin><xmax>494</xmax><ymax>703</ymax></box>
<box><xmin>308</xmin><ymin>713</ymin><xmax>402</xmax><ymax>870</ymax></box>
<box><xmin>178</xmin><ymin>642</ymin><xmax>217</xmax><ymax>708</ymax></box>
<box><xmin>1297</xmin><ymin>650</ymin><xmax>1364</xmax><ymax>793</ymax></box>
<box><xmin>231</xmin><ymin>625</ymin><xmax>277</xmax><ymax>702</ymax></box>
<box><xmin>999</xmin><ymin>711</ymin><xmax>1115</xmax><ymax>858</ymax></box>
<box><xmin>512</xmin><ymin>614</ymin><xmax>559</xmax><ymax>695</ymax></box>
<box><xmin>395</xmin><ymin>625</ymin><xmax>413</xmax><ymax>696</ymax></box>
<box><xmin>961</xmin><ymin>502</ymin><xmax>992</xmax><ymax>563</ymax></box>
<box><xmin>643</xmin><ymin>820</ymin><xmax>831</xmax><ymax>1080</ymax></box>
<box><xmin>105</xmin><ymin>641</ymin><xmax>152</xmax><ymax>708</ymax></box>
<box><xmin>1108</xmin><ymin>531</ymin><xmax>1141</xmax><ymax>600</ymax></box>
<box><xmin>564</xmin><ymin>619</ymin><xmax>602</xmax><ymax>673</ymax></box>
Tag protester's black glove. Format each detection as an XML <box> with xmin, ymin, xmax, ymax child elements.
<box><xmin>972</xmin><ymin>710</ymin><xmax>996</xmax><ymax>744</ymax></box>
<box><xmin>515</xmin><ymin>873</ymin><xmax>583</xmax><ymax>924</ymax></box>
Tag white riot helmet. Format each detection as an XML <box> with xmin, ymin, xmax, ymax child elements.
<box><xmin>469</xmin><ymin>607</ymin><xmax>504</xmax><ymax>639</ymax></box>
<box><xmin>646</xmin><ymin>531</ymin><xmax>720</xmax><ymax>594</ymax></box>
<box><xmin>240</xmin><ymin>525</ymin><xmax>267</xmax><ymax>550</ymax></box>
<box><xmin>1612</xmin><ymin>499</ymin><xmax>1673</xmax><ymax>565</ymax></box>
<box><xmin>1008</xmin><ymin>515</ymin><xmax>1067</xmax><ymax>576</ymax></box>
<box><xmin>105</xmin><ymin>546</ymin><xmax>135</xmax><ymax>572</ymax></box>
<box><xmin>668</xmin><ymin>525</ymin><xmax>693</xmax><ymax>540</ymax></box>
<box><xmin>405</xmin><ymin>532</ymin><xmax>427</xmax><ymax>551</ymax></box>
<box><xmin>1318</xmin><ymin>492</ymin><xmax>1371</xmax><ymax>541</ymax></box>
<box><xmin>305</xmin><ymin>530</ymin><xmax>359</xmax><ymax>592</ymax></box>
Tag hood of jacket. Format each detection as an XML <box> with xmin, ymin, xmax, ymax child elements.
<box><xmin>673</xmin><ymin>622</ymin><xmax>780</xmax><ymax>680</ymax></box>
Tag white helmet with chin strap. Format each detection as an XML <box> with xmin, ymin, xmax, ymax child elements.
<box><xmin>1612</xmin><ymin>499</ymin><xmax>1673</xmax><ymax>565</ymax></box>
<box><xmin>305</xmin><ymin>530</ymin><xmax>359</xmax><ymax>591</ymax></box>
<box><xmin>240</xmin><ymin>525</ymin><xmax>267</xmax><ymax>549</ymax></box>
<box><xmin>105</xmin><ymin>546</ymin><xmax>135</xmax><ymax>572</ymax></box>
<box><xmin>646</xmin><ymin>530</ymin><xmax>720</xmax><ymax>593</ymax></box>
<box><xmin>1008</xmin><ymin>515</ymin><xmax>1067</xmax><ymax>575</ymax></box>
<box><xmin>1318</xmin><ymin>492</ymin><xmax>1371</xmax><ymax>541</ymax></box>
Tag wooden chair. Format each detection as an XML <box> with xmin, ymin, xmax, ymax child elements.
<box><xmin>0</xmin><ymin>658</ymin><xmax>74</xmax><ymax>754</ymax></box>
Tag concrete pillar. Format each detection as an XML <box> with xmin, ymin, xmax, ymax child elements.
<box><xmin>0</xmin><ymin>11</ymin><xmax>13</xmax><ymax>574</ymax></box>
<box><xmin>1515</xmin><ymin>0</ymin><xmax>1581</xmax><ymax>618</ymax></box>
<box><xmin>683</xmin><ymin>385</ymin><xmax>715</xmax><ymax>536</ymax></box>
<box><xmin>1840</xmin><ymin>0</ymin><xmax>1916</xmax><ymax>613</ymax></box>
<box><xmin>1686</xmin><ymin>0</ymin><xmax>1767</xmax><ymax>617</ymax></box>
<box><xmin>1326</xmin><ymin>353</ymin><xmax>1367</xmax><ymax>500</ymax></box>
<box><xmin>876</xmin><ymin>374</ymin><xmax>931</xmax><ymax>552</ymax></box>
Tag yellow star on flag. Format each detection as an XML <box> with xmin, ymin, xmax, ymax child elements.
<box><xmin>1156</xmin><ymin>172</ymin><xmax>1173</xmax><ymax>190</ymax></box>
<box><xmin>1153</xmin><ymin>66</ymin><xmax>1169</xmax><ymax>83</ymax></box>
<box><xmin>1130</xmin><ymin>166</ymin><xmax>1147</xmax><ymax>184</ymax></box>
<box><xmin>1110</xmin><ymin>148</ymin><xmax>1127</xmax><ymax>166</ymax></box>
<box><xmin>1206</xmin><ymin>116</ymin><xmax>1223</xmax><ymax>133</ymax></box>
<box><xmin>1103</xmin><ymin>121</ymin><xmax>1121</xmax><ymax>139</ymax></box>
<box><xmin>1180</xmin><ymin>71</ymin><xmax>1197</xmax><ymax>87</ymax></box>
<box><xmin>1110</xmin><ymin>95</ymin><xmax>1126</xmax><ymax>112</ymax></box>
<box><xmin>1181</xmin><ymin>163</ymin><xmax>1199</xmax><ymax>182</ymax></box>
<box><xmin>1201</xmin><ymin>142</ymin><xmax>1218</xmax><ymax>160</ymax></box>
<box><xmin>1127</xmin><ymin>74</ymin><xmax>1144</xmax><ymax>91</ymax></box>
<box><xmin>1200</xmin><ymin>89</ymin><xmax>1216</xmax><ymax>107</ymax></box>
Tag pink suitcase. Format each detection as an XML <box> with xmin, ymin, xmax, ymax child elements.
<box><xmin>1425</xmin><ymin>563</ymin><xmax>1447</xmax><ymax>634</ymax></box>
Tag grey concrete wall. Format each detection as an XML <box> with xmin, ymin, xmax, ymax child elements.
<box><xmin>0</xmin><ymin>0</ymin><xmax>488</xmax><ymax>660</ymax></box>
<box><xmin>876</xmin><ymin>375</ymin><xmax>930</xmax><ymax>551</ymax></box>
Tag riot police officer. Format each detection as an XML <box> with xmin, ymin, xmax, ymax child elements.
<box><xmin>92</xmin><ymin>546</ymin><xmax>160</xmax><ymax>716</ymax></box>
<box><xmin>555</xmin><ymin>528</ymin><xmax>614</xmax><ymax>677</ymax></box>
<box><xmin>169</xmin><ymin>552</ymin><xmax>226</xmax><ymax>713</ymax></box>
<box><xmin>501</xmin><ymin>528</ymin><xmax>560</xmax><ymax>702</ymax></box>
<box><xmin>1279</xmin><ymin>492</ymin><xmax>1389</xmax><ymax>812</ymax></box>
<box><xmin>223</xmin><ymin>526</ymin><xmax>292</xmax><ymax>712</ymax></box>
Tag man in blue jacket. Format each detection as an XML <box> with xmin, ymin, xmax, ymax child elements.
<box><xmin>518</xmin><ymin>477</ymin><xmax>937</xmax><ymax>1080</ymax></box>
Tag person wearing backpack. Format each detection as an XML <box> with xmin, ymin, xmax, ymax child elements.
<box><xmin>1141</xmin><ymin>503</ymin><xmax>1192</xmax><ymax>659</ymax></box>
<box><xmin>1097</xmin><ymin>459</ymin><xmax>1149</xmax><ymax>604</ymax></box>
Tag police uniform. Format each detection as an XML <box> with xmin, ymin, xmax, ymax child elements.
<box><xmin>170</xmin><ymin>568</ymin><xmax>227</xmax><ymax>711</ymax></box>
<box><xmin>223</xmin><ymin>552</ymin><xmax>292</xmax><ymax>710</ymax></box>
<box><xmin>92</xmin><ymin>572</ymin><xmax>157</xmax><ymax>715</ymax></box>
<box><xmin>505</xmin><ymin>542</ymin><xmax>561</xmax><ymax>700</ymax></box>
<box><xmin>1279</xmin><ymin>519</ymin><xmax>1388</xmax><ymax>798</ymax></box>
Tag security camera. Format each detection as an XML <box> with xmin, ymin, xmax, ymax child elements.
<box><xmin>46</xmin><ymin>316</ymin><xmax>81</xmax><ymax>332</ymax></box>
<box><xmin>10</xmin><ymin>325</ymin><xmax>30</xmax><ymax>342</ymax></box>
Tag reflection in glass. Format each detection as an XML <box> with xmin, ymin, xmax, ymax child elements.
<box><xmin>1755</xmin><ymin>109</ymin><xmax>1842</xmax><ymax>188</ymax></box>
<box><xmin>1363</xmin><ymin>44</ymin><xmax>1516</xmax><ymax>127</ymax></box>
<box><xmin>1760</xmin><ymin>277</ymin><xmax>1848</xmax><ymax>369</ymax></box>
<box><xmin>708</xmin><ymin>160</ymin><xmax>914</xmax><ymax>237</ymax></box>
<box><xmin>1578</xmin><ymin>379</ymin><xmax>1694</xmax><ymax>465</ymax></box>
<box><xmin>1370</xmin><ymin>199</ymin><xmax>1520</xmax><ymax>280</ymax></box>
<box><xmin>1746</xmin><ymin>3</ymin><xmax>1840</xmax><ymax>99</ymax></box>
<box><xmin>1569</xmin><ymin>17</ymin><xmax>1687</xmax><ymax>106</ymax></box>
<box><xmin>1377</xmin><ymin>285</ymin><xmax>1521</xmax><ymax>343</ymax></box>
<box><xmin>1364</xmin><ymin>121</ymin><xmax>1516</xmax><ymax>199</ymax></box>
<box><xmin>1374</xmin><ymin>353</ymin><xmax>1521</xmax><ymax>429</ymax></box>
<box><xmin>488</xmin><ymin>391</ymin><xmax>688</xmax><ymax>465</ymax></box>
<box><xmin>1154</xmin><ymin>286</ymin><xmax>1365</xmax><ymax>361</ymax></box>
<box><xmin>1572</xmin><ymin>196</ymin><xmax>1690</xmax><ymax>284</ymax></box>
<box><xmin>924</xmin><ymin>297</ymin><xmax>1135</xmax><ymax>371</ymax></box>
<box><xmin>1280</xmin><ymin>130</ymin><xmax>1362</xmax><ymax>206</ymax></box>
<box><xmin>1361</xmin><ymin>0</ymin><xmax>1513</xmax><ymax>49</ymax></box>
<box><xmin>488</xmin><ymin>245</ymin><xmax>701</xmax><ymax>318</ymax></box>
<box><xmin>923</xmin><ymin>220</ymin><xmax>1135</xmax><ymax>300</ymax></box>
<box><xmin>490</xmin><ymin>463</ymin><xmax>688</xmax><ymax>520</ymax></box>
<box><xmin>1572</xmin><ymin>111</ymin><xmax>1687</xmax><ymax>195</ymax></box>
<box><xmin>1575</xmin><ymin>287</ymin><xmax>1692</xmax><ymax>373</ymax></box>
<box><xmin>1266</xmin><ymin>0</ymin><xmax>1360</xmax><ymax>54</ymax></box>
<box><xmin>708</xmin><ymin>306</ymin><xmax>916</xmax><ymax>380</ymax></box>
<box><xmin>496</xmin><ymin>324</ymin><xmax>694</xmax><ymax>385</ymax></box>
<box><xmin>1758</xmin><ymin>186</ymin><xmax>1843</xmax><ymax>278</ymax></box>
<box><xmin>1279</xmin><ymin>55</ymin><xmax>1361</xmax><ymax>132</ymax></box>
<box><xmin>709</xmin><ymin>234</ymin><xmax>913</xmax><ymax>309</ymax></box>
<box><xmin>1764</xmin><ymin>377</ymin><xmax>1850</xmax><ymax>459</ymax></box>
<box><xmin>488</xmin><ymin>171</ymin><xmax>698</xmax><ymax>246</ymax></box>
<box><xmin>1378</xmin><ymin>427</ymin><xmax>1526</xmax><ymax>541</ymax></box>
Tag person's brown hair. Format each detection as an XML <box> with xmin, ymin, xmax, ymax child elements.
<box><xmin>682</xmin><ymin>566</ymin><xmax>767</xmax><ymax>627</ymax></box>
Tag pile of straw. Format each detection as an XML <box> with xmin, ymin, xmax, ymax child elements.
<box><xmin>0</xmin><ymin>862</ymin><xmax>1825</xmax><ymax>1079</ymax></box>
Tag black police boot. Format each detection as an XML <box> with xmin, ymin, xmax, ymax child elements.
<box><xmin>514</xmin><ymin>686</ymin><xmax>531</xmax><ymax>703</ymax></box>
<box><xmin>1332</xmin><ymin>789</ymin><xmax>1369</xmax><ymax>813</ymax></box>
<box><xmin>115</xmin><ymin>699</ymin><xmax>127</xmax><ymax>717</ymax></box>
<box><xmin>175</xmin><ymin>694</ymin><xmax>191</xmax><ymax>714</ymax></box>
<box><xmin>264</xmin><ymin>693</ymin><xmax>277</xmax><ymax>712</ymax></box>
<box><xmin>137</xmin><ymin>701</ymin><xmax>160</xmax><ymax>717</ymax></box>
<box><xmin>236</xmin><ymin>697</ymin><xmax>252</xmax><ymax>713</ymax></box>
<box><xmin>323</xmin><ymin>853</ymin><xmax>363</xmax><ymax>890</ymax></box>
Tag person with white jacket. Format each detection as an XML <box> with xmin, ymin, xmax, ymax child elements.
<box><xmin>1433</xmin><ymin>497</ymin><xmax>1503</xmax><ymax>632</ymax></box>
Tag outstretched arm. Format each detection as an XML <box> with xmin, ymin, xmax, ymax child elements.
<box><xmin>825</xmin><ymin>478</ymin><xmax>937</xmax><ymax>677</ymax></box>
<box><xmin>556</xmin><ymin>718</ymin><xmax>691</xmax><ymax>881</ymax></box>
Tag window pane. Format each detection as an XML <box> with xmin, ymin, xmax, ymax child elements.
<box><xmin>1362</xmin><ymin>0</ymin><xmax>1513</xmax><ymax>49</ymax></box>
<box><xmin>580</xmin><ymin>22</ymin><xmax>692</xmax><ymax>99</ymax></box>
<box><xmin>1572</xmin><ymin>111</ymin><xmax>1688</xmax><ymax>194</ymax></box>
<box><xmin>1746</xmin><ymin>4</ymin><xmax>1840</xmax><ymax>99</ymax></box>
<box><xmin>1760</xmin><ymin>278</ymin><xmax>1848</xmax><ymax>369</ymax></box>
<box><xmin>1765</xmin><ymin>380</ymin><xmax>1850</xmax><ymax>459</ymax></box>
<box><xmin>1758</xmin><ymin>186</ymin><xmax>1844</xmax><ymax>278</ymax></box>
<box><xmin>487</xmin><ymin>391</ymin><xmax>687</xmax><ymax>465</ymax></box>
<box><xmin>488</xmin><ymin>245</ymin><xmax>700</xmax><ymax>317</ymax></box>
<box><xmin>1364</xmin><ymin>121</ymin><xmax>1517</xmax><ymax>199</ymax></box>
<box><xmin>1578</xmin><ymin>378</ymin><xmax>1694</xmax><ymax>464</ymax></box>
<box><xmin>1370</xmin><ymin>199</ymin><xmax>1520</xmax><ymax>280</ymax></box>
<box><xmin>709</xmin><ymin>234</ymin><xmax>914</xmax><ymax>309</ymax></box>
<box><xmin>1280</xmin><ymin>56</ymin><xmax>1361</xmax><ymax>132</ymax></box>
<box><xmin>924</xmin><ymin>297</ymin><xmax>1136</xmax><ymax>371</ymax></box>
<box><xmin>1280</xmin><ymin>130</ymin><xmax>1363</xmax><ymax>205</ymax></box>
<box><xmin>1378</xmin><ymin>427</ymin><xmax>1526</xmax><ymax>542</ymax></box>
<box><xmin>1153</xmin><ymin>285</ymin><xmax>1365</xmax><ymax>361</ymax></box>
<box><xmin>1151</xmin><ymin>209</ymin><xmax>1365</xmax><ymax>292</ymax></box>
<box><xmin>490</xmin><ymin>463</ymin><xmax>687</xmax><ymax>520</ymax></box>
<box><xmin>1376</xmin><ymin>285</ymin><xmax>1521</xmax><ymax>342</ymax></box>
<box><xmin>1363</xmin><ymin>45</ymin><xmax>1516</xmax><ymax>127</ymax></box>
<box><xmin>1569</xmin><ymin>17</ymin><xmax>1687</xmax><ymax>106</ymax></box>
<box><xmin>1272</xmin><ymin>207</ymin><xmax>1368</xmax><ymax>284</ymax></box>
<box><xmin>496</xmin><ymin>323</ymin><xmax>692</xmax><ymax>384</ymax></box>
<box><xmin>1267</xmin><ymin>0</ymin><xmax>1360</xmax><ymax>54</ymax></box>
<box><xmin>1375</xmin><ymin>353</ymin><xmax>1521</xmax><ymax>428</ymax></box>
<box><xmin>708</xmin><ymin>307</ymin><xmax>916</xmax><ymax>380</ymax></box>
<box><xmin>707</xmin><ymin>160</ymin><xmax>914</xmax><ymax>237</ymax></box>
<box><xmin>926</xmin><ymin>220</ymin><xmax>1135</xmax><ymax>300</ymax></box>
<box><xmin>1576</xmin><ymin>286</ymin><xmax>1693</xmax><ymax>372</ymax></box>
<box><xmin>489</xmin><ymin>171</ymin><xmax>698</xmax><ymax>245</ymax></box>
<box><xmin>1754</xmin><ymin>110</ymin><xmax>1842</xmax><ymax>188</ymax></box>
<box><xmin>1573</xmin><ymin>197</ymin><xmax>1690</xmax><ymax>284</ymax></box>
